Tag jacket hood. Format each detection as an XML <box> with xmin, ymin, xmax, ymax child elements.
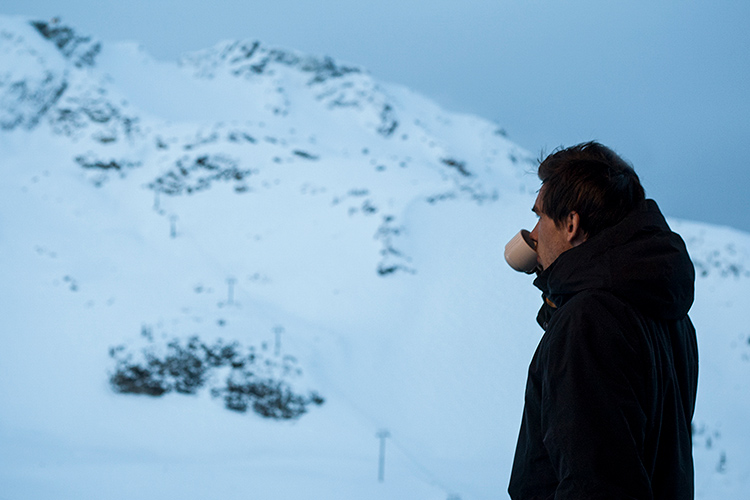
<box><xmin>533</xmin><ymin>199</ymin><xmax>695</xmax><ymax>320</ymax></box>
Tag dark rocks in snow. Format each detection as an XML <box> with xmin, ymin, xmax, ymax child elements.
<box><xmin>227</xmin><ymin>130</ymin><xmax>257</xmax><ymax>144</ymax></box>
<box><xmin>691</xmin><ymin>422</ymin><xmax>728</xmax><ymax>474</ymax></box>
<box><xmin>235</xmin><ymin>45</ymin><xmax>359</xmax><ymax>85</ymax></box>
<box><xmin>109</xmin><ymin>335</ymin><xmax>324</xmax><ymax>420</ymax></box>
<box><xmin>74</xmin><ymin>153</ymin><xmax>141</xmax><ymax>187</ymax></box>
<box><xmin>183</xmin><ymin>131</ymin><xmax>219</xmax><ymax>150</ymax></box>
<box><xmin>183</xmin><ymin>39</ymin><xmax>401</xmax><ymax>138</ymax></box>
<box><xmin>692</xmin><ymin>247</ymin><xmax>750</xmax><ymax>278</ymax></box>
<box><xmin>0</xmin><ymin>73</ymin><xmax>67</xmax><ymax>130</ymax></box>
<box><xmin>292</xmin><ymin>150</ymin><xmax>319</xmax><ymax>160</ymax></box>
<box><xmin>62</xmin><ymin>275</ymin><xmax>79</xmax><ymax>291</ymax></box>
<box><xmin>303</xmin><ymin>55</ymin><xmax>361</xmax><ymax>85</ymax></box>
<box><xmin>426</xmin><ymin>191</ymin><xmax>458</xmax><ymax>204</ymax></box>
<box><xmin>75</xmin><ymin>153</ymin><xmax>140</xmax><ymax>172</ymax></box>
<box><xmin>1</xmin><ymin>21</ymin><xmax>136</xmax><ymax>139</ymax></box>
<box><xmin>441</xmin><ymin>157</ymin><xmax>471</xmax><ymax>177</ymax></box>
<box><xmin>375</xmin><ymin>215</ymin><xmax>415</xmax><ymax>276</ymax></box>
<box><xmin>377</xmin><ymin>104</ymin><xmax>398</xmax><ymax>137</ymax></box>
<box><xmin>361</xmin><ymin>200</ymin><xmax>378</xmax><ymax>215</ymax></box>
<box><xmin>148</xmin><ymin>154</ymin><xmax>253</xmax><ymax>195</ymax></box>
<box><xmin>49</xmin><ymin>91</ymin><xmax>140</xmax><ymax>141</ymax></box>
<box><xmin>184</xmin><ymin>39</ymin><xmax>360</xmax><ymax>86</ymax></box>
<box><xmin>31</xmin><ymin>19</ymin><xmax>101</xmax><ymax>68</ymax></box>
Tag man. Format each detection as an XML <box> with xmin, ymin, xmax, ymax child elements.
<box><xmin>508</xmin><ymin>142</ymin><xmax>698</xmax><ymax>499</ymax></box>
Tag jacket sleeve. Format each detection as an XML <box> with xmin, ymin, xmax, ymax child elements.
<box><xmin>539</xmin><ymin>291</ymin><xmax>652</xmax><ymax>499</ymax></box>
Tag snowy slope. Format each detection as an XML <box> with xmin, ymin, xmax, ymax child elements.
<box><xmin>1</xmin><ymin>15</ymin><xmax>748</xmax><ymax>499</ymax></box>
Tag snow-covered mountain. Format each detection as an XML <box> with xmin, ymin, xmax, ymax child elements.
<box><xmin>1</xmin><ymin>15</ymin><xmax>748</xmax><ymax>499</ymax></box>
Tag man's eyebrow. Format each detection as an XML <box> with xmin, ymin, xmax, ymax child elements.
<box><xmin>531</xmin><ymin>205</ymin><xmax>540</xmax><ymax>215</ymax></box>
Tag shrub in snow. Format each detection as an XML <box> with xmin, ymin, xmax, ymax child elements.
<box><xmin>109</xmin><ymin>335</ymin><xmax>324</xmax><ymax>420</ymax></box>
<box><xmin>212</xmin><ymin>373</ymin><xmax>324</xmax><ymax>419</ymax></box>
<box><xmin>109</xmin><ymin>336</ymin><xmax>207</xmax><ymax>396</ymax></box>
<box><xmin>109</xmin><ymin>359</ymin><xmax>169</xmax><ymax>396</ymax></box>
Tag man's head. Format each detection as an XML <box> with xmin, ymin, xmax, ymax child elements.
<box><xmin>529</xmin><ymin>142</ymin><xmax>645</xmax><ymax>270</ymax></box>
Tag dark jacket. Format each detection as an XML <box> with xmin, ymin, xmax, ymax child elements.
<box><xmin>508</xmin><ymin>200</ymin><xmax>699</xmax><ymax>500</ymax></box>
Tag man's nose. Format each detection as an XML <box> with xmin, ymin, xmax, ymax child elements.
<box><xmin>529</xmin><ymin>223</ymin><xmax>539</xmax><ymax>244</ymax></box>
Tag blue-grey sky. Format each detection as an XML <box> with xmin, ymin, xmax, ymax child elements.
<box><xmin>5</xmin><ymin>0</ymin><xmax>750</xmax><ymax>232</ymax></box>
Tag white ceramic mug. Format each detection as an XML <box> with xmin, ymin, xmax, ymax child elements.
<box><xmin>504</xmin><ymin>229</ymin><xmax>538</xmax><ymax>274</ymax></box>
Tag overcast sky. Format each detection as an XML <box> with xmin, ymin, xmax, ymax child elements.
<box><xmin>5</xmin><ymin>0</ymin><xmax>750</xmax><ymax>232</ymax></box>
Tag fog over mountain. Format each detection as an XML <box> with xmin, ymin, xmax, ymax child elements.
<box><xmin>1</xmin><ymin>16</ymin><xmax>749</xmax><ymax>499</ymax></box>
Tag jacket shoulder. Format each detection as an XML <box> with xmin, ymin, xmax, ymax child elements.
<box><xmin>540</xmin><ymin>289</ymin><xmax>648</xmax><ymax>369</ymax></box>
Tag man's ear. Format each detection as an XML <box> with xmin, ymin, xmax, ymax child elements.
<box><xmin>565</xmin><ymin>211</ymin><xmax>587</xmax><ymax>246</ymax></box>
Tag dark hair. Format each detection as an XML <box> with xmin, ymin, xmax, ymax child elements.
<box><xmin>538</xmin><ymin>141</ymin><xmax>645</xmax><ymax>237</ymax></box>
